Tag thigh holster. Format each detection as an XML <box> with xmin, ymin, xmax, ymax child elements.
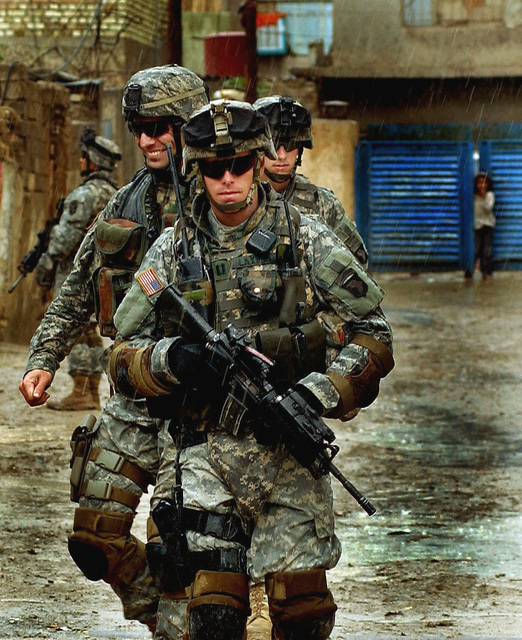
<box><xmin>186</xmin><ymin>570</ymin><xmax>249</xmax><ymax>640</ymax></box>
<box><xmin>68</xmin><ymin>507</ymin><xmax>146</xmax><ymax>585</ymax></box>
<box><xmin>70</xmin><ymin>416</ymin><xmax>153</xmax><ymax>509</ymax></box>
<box><xmin>266</xmin><ymin>569</ymin><xmax>337</xmax><ymax>640</ymax></box>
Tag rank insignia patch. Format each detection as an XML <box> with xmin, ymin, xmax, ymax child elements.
<box><xmin>137</xmin><ymin>267</ymin><xmax>164</xmax><ymax>297</ymax></box>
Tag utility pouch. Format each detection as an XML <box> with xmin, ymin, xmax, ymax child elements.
<box><xmin>293</xmin><ymin>319</ymin><xmax>327</xmax><ymax>379</ymax></box>
<box><xmin>94</xmin><ymin>218</ymin><xmax>146</xmax><ymax>265</ymax></box>
<box><xmin>93</xmin><ymin>267</ymin><xmax>135</xmax><ymax>337</ymax></box>
<box><xmin>69</xmin><ymin>414</ymin><xmax>98</xmax><ymax>503</ymax></box>
<box><xmin>238</xmin><ymin>265</ymin><xmax>279</xmax><ymax>311</ymax></box>
<box><xmin>255</xmin><ymin>319</ymin><xmax>326</xmax><ymax>392</ymax></box>
<box><xmin>279</xmin><ymin>267</ymin><xmax>306</xmax><ymax>326</ymax></box>
<box><xmin>255</xmin><ymin>327</ymin><xmax>295</xmax><ymax>392</ymax></box>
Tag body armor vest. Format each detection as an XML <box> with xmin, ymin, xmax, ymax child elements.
<box><xmin>286</xmin><ymin>174</ymin><xmax>317</xmax><ymax>214</ymax></box>
<box><xmin>287</xmin><ymin>174</ymin><xmax>368</xmax><ymax>266</ymax></box>
<box><xmin>176</xmin><ymin>194</ymin><xmax>326</xmax><ymax>391</ymax></box>
<box><xmin>83</xmin><ymin>170</ymin><xmax>118</xmax><ymax>192</ymax></box>
<box><xmin>210</xmin><ymin>200</ymin><xmax>300</xmax><ymax>333</ymax></box>
<box><xmin>93</xmin><ymin>167</ymin><xmax>182</xmax><ymax>336</ymax></box>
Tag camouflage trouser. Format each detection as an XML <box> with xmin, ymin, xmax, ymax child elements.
<box><xmin>76</xmin><ymin>393</ymin><xmax>163</xmax><ymax>622</ymax></box>
<box><xmin>152</xmin><ymin>424</ymin><xmax>341</xmax><ymax>640</ymax></box>
<box><xmin>67</xmin><ymin>321</ymin><xmax>104</xmax><ymax>378</ymax></box>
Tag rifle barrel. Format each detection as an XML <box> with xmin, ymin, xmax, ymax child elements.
<box><xmin>327</xmin><ymin>459</ymin><xmax>376</xmax><ymax>516</ymax></box>
<box><xmin>8</xmin><ymin>272</ymin><xmax>26</xmax><ymax>293</ymax></box>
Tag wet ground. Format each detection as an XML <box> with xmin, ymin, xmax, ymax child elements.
<box><xmin>1</xmin><ymin>270</ymin><xmax>521</xmax><ymax>639</ymax></box>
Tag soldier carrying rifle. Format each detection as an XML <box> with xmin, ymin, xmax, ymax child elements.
<box><xmin>109</xmin><ymin>99</ymin><xmax>394</xmax><ymax>640</ymax></box>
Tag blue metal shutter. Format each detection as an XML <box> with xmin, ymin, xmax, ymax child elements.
<box><xmin>479</xmin><ymin>140</ymin><xmax>522</xmax><ymax>269</ymax></box>
<box><xmin>356</xmin><ymin>141</ymin><xmax>474</xmax><ymax>272</ymax></box>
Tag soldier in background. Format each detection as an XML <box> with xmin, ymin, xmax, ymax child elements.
<box><xmin>109</xmin><ymin>100</ymin><xmax>394</xmax><ymax>640</ymax></box>
<box><xmin>254</xmin><ymin>96</ymin><xmax>369</xmax><ymax>266</ymax></box>
<box><xmin>19</xmin><ymin>65</ymin><xmax>209</xmax><ymax>634</ymax></box>
<box><xmin>34</xmin><ymin>128</ymin><xmax>121</xmax><ymax>411</ymax></box>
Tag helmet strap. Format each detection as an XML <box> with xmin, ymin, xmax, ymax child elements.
<box><xmin>80</xmin><ymin>151</ymin><xmax>95</xmax><ymax>176</ymax></box>
<box><xmin>264</xmin><ymin>168</ymin><xmax>291</xmax><ymax>184</ymax></box>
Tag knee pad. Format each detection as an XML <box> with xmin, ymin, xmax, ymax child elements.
<box><xmin>266</xmin><ymin>569</ymin><xmax>337</xmax><ymax>640</ymax></box>
<box><xmin>68</xmin><ymin>507</ymin><xmax>146</xmax><ymax>585</ymax></box>
<box><xmin>186</xmin><ymin>570</ymin><xmax>249</xmax><ymax>640</ymax></box>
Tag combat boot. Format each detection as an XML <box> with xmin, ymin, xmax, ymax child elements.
<box><xmin>48</xmin><ymin>375</ymin><xmax>98</xmax><ymax>411</ymax></box>
<box><xmin>247</xmin><ymin>582</ymin><xmax>272</xmax><ymax>640</ymax></box>
<box><xmin>88</xmin><ymin>375</ymin><xmax>102</xmax><ymax>410</ymax></box>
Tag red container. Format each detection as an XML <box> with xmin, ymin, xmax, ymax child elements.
<box><xmin>204</xmin><ymin>32</ymin><xmax>247</xmax><ymax>78</ymax></box>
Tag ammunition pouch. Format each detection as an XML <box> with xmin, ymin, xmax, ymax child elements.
<box><xmin>256</xmin><ymin>319</ymin><xmax>326</xmax><ymax>392</ymax></box>
<box><xmin>279</xmin><ymin>268</ymin><xmax>306</xmax><ymax>327</ymax></box>
<box><xmin>93</xmin><ymin>267</ymin><xmax>136</xmax><ymax>337</ymax></box>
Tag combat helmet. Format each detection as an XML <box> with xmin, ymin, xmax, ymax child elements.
<box><xmin>80</xmin><ymin>127</ymin><xmax>121</xmax><ymax>171</ymax></box>
<box><xmin>253</xmin><ymin>96</ymin><xmax>313</xmax><ymax>150</ymax></box>
<box><xmin>122</xmin><ymin>64</ymin><xmax>209</xmax><ymax>126</ymax></box>
<box><xmin>182</xmin><ymin>99</ymin><xmax>276</xmax><ymax>213</ymax></box>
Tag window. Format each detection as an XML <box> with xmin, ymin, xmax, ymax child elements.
<box><xmin>275</xmin><ymin>1</ymin><xmax>333</xmax><ymax>56</ymax></box>
<box><xmin>404</xmin><ymin>0</ymin><xmax>433</xmax><ymax>26</ymax></box>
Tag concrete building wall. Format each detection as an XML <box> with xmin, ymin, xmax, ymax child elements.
<box><xmin>0</xmin><ymin>63</ymin><xmax>70</xmax><ymax>344</ymax></box>
<box><xmin>329</xmin><ymin>0</ymin><xmax>522</xmax><ymax>79</ymax></box>
<box><xmin>300</xmin><ymin>119</ymin><xmax>358</xmax><ymax>220</ymax></box>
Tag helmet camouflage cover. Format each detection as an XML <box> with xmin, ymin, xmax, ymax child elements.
<box><xmin>253</xmin><ymin>95</ymin><xmax>313</xmax><ymax>149</ymax></box>
<box><xmin>122</xmin><ymin>64</ymin><xmax>209</xmax><ymax>123</ymax></box>
<box><xmin>182</xmin><ymin>99</ymin><xmax>277</xmax><ymax>175</ymax></box>
<box><xmin>80</xmin><ymin>127</ymin><xmax>121</xmax><ymax>170</ymax></box>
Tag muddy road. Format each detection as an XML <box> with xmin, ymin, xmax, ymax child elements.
<box><xmin>1</xmin><ymin>271</ymin><xmax>521</xmax><ymax>639</ymax></box>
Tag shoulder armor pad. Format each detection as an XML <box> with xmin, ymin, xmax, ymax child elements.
<box><xmin>316</xmin><ymin>245</ymin><xmax>384</xmax><ymax>316</ymax></box>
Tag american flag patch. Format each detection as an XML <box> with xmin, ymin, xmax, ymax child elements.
<box><xmin>137</xmin><ymin>267</ymin><xmax>164</xmax><ymax>297</ymax></box>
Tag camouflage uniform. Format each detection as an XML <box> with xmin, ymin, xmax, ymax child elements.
<box><xmin>109</xmin><ymin>101</ymin><xmax>394</xmax><ymax>640</ymax></box>
<box><xmin>34</xmin><ymin>132</ymin><xmax>120</xmax><ymax>398</ymax></box>
<box><xmin>253</xmin><ymin>96</ymin><xmax>368</xmax><ymax>267</ymax></box>
<box><xmin>23</xmin><ymin>65</ymin><xmax>209</xmax><ymax>630</ymax></box>
<box><xmin>284</xmin><ymin>173</ymin><xmax>368</xmax><ymax>266</ymax></box>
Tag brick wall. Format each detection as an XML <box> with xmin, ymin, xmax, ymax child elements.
<box><xmin>0</xmin><ymin>62</ymin><xmax>70</xmax><ymax>344</ymax></box>
<box><xmin>0</xmin><ymin>0</ymin><xmax>169</xmax><ymax>47</ymax></box>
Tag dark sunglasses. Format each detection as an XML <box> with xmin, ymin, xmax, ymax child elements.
<box><xmin>199</xmin><ymin>154</ymin><xmax>256</xmax><ymax>180</ymax></box>
<box><xmin>275</xmin><ymin>139</ymin><xmax>300</xmax><ymax>152</ymax></box>
<box><xmin>130</xmin><ymin>120</ymin><xmax>171</xmax><ymax>138</ymax></box>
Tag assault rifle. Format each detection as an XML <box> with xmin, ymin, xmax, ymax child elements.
<box><xmin>9</xmin><ymin>197</ymin><xmax>65</xmax><ymax>293</ymax></box>
<box><xmin>158</xmin><ymin>283</ymin><xmax>376</xmax><ymax>516</ymax></box>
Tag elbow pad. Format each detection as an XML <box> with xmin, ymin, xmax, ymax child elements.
<box><xmin>109</xmin><ymin>341</ymin><xmax>172</xmax><ymax>398</ymax></box>
<box><xmin>326</xmin><ymin>334</ymin><xmax>394</xmax><ymax>420</ymax></box>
